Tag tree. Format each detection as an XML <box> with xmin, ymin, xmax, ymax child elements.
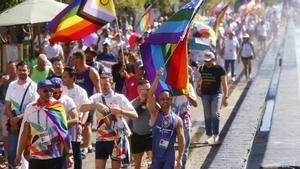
<box><xmin>152</xmin><ymin>0</ymin><xmax>180</xmax><ymax>16</ymax></box>
<box><xmin>0</xmin><ymin>0</ymin><xmax>24</xmax><ymax>13</ymax></box>
<box><xmin>114</xmin><ymin>0</ymin><xmax>147</xmax><ymax>26</ymax></box>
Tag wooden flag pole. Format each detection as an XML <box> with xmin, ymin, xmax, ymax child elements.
<box><xmin>111</xmin><ymin>0</ymin><xmax>126</xmax><ymax>68</ymax></box>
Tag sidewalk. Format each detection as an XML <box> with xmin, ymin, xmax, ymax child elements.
<box><xmin>252</xmin><ymin>21</ymin><xmax>300</xmax><ymax>168</ymax></box>
<box><xmin>205</xmin><ymin>25</ymin><xmax>285</xmax><ymax>168</ymax></box>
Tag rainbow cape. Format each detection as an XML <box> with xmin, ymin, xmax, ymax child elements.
<box><xmin>47</xmin><ymin>0</ymin><xmax>116</xmax><ymax>43</ymax></box>
<box><xmin>135</xmin><ymin>5</ymin><xmax>153</xmax><ymax>35</ymax></box>
<box><xmin>140</xmin><ymin>0</ymin><xmax>205</xmax><ymax>96</ymax></box>
<box><xmin>44</xmin><ymin>101</ymin><xmax>71</xmax><ymax>149</ymax></box>
<box><xmin>213</xmin><ymin>5</ymin><xmax>228</xmax><ymax>40</ymax></box>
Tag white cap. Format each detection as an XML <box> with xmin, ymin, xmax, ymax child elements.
<box><xmin>243</xmin><ymin>33</ymin><xmax>250</xmax><ymax>38</ymax></box>
<box><xmin>38</xmin><ymin>54</ymin><xmax>48</xmax><ymax>62</ymax></box>
<box><xmin>204</xmin><ymin>51</ymin><xmax>215</xmax><ymax>61</ymax></box>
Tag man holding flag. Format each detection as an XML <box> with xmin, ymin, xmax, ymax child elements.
<box><xmin>147</xmin><ymin>68</ymin><xmax>185</xmax><ymax>169</ymax></box>
<box><xmin>140</xmin><ymin>0</ymin><xmax>205</xmax><ymax>168</ymax></box>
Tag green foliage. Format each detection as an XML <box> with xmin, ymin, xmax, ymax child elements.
<box><xmin>152</xmin><ymin>0</ymin><xmax>180</xmax><ymax>16</ymax></box>
<box><xmin>114</xmin><ymin>0</ymin><xmax>147</xmax><ymax>19</ymax></box>
<box><xmin>263</xmin><ymin>0</ymin><xmax>278</xmax><ymax>5</ymax></box>
<box><xmin>0</xmin><ymin>0</ymin><xmax>24</xmax><ymax>13</ymax></box>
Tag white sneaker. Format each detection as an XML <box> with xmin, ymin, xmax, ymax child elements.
<box><xmin>231</xmin><ymin>77</ymin><xmax>236</xmax><ymax>82</ymax></box>
<box><xmin>206</xmin><ymin>136</ymin><xmax>215</xmax><ymax>145</ymax></box>
<box><xmin>214</xmin><ymin>135</ymin><xmax>220</xmax><ymax>144</ymax></box>
<box><xmin>81</xmin><ymin>148</ymin><xmax>88</xmax><ymax>154</ymax></box>
<box><xmin>205</xmin><ymin>136</ymin><xmax>211</xmax><ymax>143</ymax></box>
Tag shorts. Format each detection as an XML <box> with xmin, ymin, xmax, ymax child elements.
<box><xmin>95</xmin><ymin>141</ymin><xmax>120</xmax><ymax>160</ymax></box>
<box><xmin>131</xmin><ymin>132</ymin><xmax>152</xmax><ymax>154</ymax></box>
<box><xmin>29</xmin><ymin>157</ymin><xmax>65</xmax><ymax>169</ymax></box>
<box><xmin>151</xmin><ymin>157</ymin><xmax>175</xmax><ymax>169</ymax></box>
<box><xmin>86</xmin><ymin>110</ymin><xmax>94</xmax><ymax>124</ymax></box>
<box><xmin>258</xmin><ymin>36</ymin><xmax>266</xmax><ymax>41</ymax></box>
<box><xmin>241</xmin><ymin>56</ymin><xmax>253</xmax><ymax>60</ymax></box>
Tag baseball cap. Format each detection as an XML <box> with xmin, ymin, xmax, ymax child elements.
<box><xmin>102</xmin><ymin>40</ymin><xmax>111</xmax><ymax>46</ymax></box>
<box><xmin>243</xmin><ymin>33</ymin><xmax>250</xmax><ymax>38</ymax></box>
<box><xmin>134</xmin><ymin>60</ymin><xmax>144</xmax><ymax>68</ymax></box>
<box><xmin>85</xmin><ymin>47</ymin><xmax>97</xmax><ymax>56</ymax></box>
<box><xmin>38</xmin><ymin>54</ymin><xmax>49</xmax><ymax>62</ymax></box>
<box><xmin>50</xmin><ymin>77</ymin><xmax>63</xmax><ymax>88</ymax></box>
<box><xmin>204</xmin><ymin>52</ymin><xmax>215</xmax><ymax>61</ymax></box>
<box><xmin>38</xmin><ymin>79</ymin><xmax>53</xmax><ymax>89</ymax></box>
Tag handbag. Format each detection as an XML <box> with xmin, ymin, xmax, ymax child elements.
<box><xmin>6</xmin><ymin>82</ymin><xmax>32</xmax><ymax>132</ymax></box>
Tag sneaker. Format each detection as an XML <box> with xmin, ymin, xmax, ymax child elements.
<box><xmin>205</xmin><ymin>136</ymin><xmax>211</xmax><ymax>143</ymax></box>
<box><xmin>81</xmin><ymin>148</ymin><xmax>88</xmax><ymax>159</ymax></box>
<box><xmin>121</xmin><ymin>163</ymin><xmax>131</xmax><ymax>168</ymax></box>
<box><xmin>231</xmin><ymin>77</ymin><xmax>236</xmax><ymax>82</ymax></box>
<box><xmin>206</xmin><ymin>136</ymin><xmax>215</xmax><ymax>145</ymax></box>
<box><xmin>88</xmin><ymin>145</ymin><xmax>94</xmax><ymax>153</ymax></box>
<box><xmin>214</xmin><ymin>135</ymin><xmax>220</xmax><ymax>144</ymax></box>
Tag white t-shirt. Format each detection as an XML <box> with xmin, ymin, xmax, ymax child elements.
<box><xmin>256</xmin><ymin>23</ymin><xmax>268</xmax><ymax>37</ymax></box>
<box><xmin>22</xmin><ymin>99</ymin><xmax>64</xmax><ymax>159</ymax></box>
<box><xmin>89</xmin><ymin>92</ymin><xmax>134</xmax><ymax>113</ymax></box>
<box><xmin>240</xmin><ymin>42</ymin><xmax>254</xmax><ymax>58</ymax></box>
<box><xmin>5</xmin><ymin>79</ymin><xmax>38</xmax><ymax>114</ymax></box>
<box><xmin>33</xmin><ymin>34</ymin><xmax>50</xmax><ymax>51</ymax></box>
<box><xmin>172</xmin><ymin>83</ymin><xmax>196</xmax><ymax>107</ymax></box>
<box><xmin>89</xmin><ymin>91</ymin><xmax>135</xmax><ymax>141</ymax></box>
<box><xmin>223</xmin><ymin>37</ymin><xmax>239</xmax><ymax>60</ymax></box>
<box><xmin>172</xmin><ymin>83</ymin><xmax>196</xmax><ymax>128</ymax></box>
<box><xmin>44</xmin><ymin>43</ymin><xmax>64</xmax><ymax>60</ymax></box>
<box><xmin>58</xmin><ymin>95</ymin><xmax>81</xmax><ymax>142</ymax></box>
<box><xmin>58</xmin><ymin>95</ymin><xmax>76</xmax><ymax>114</ymax></box>
<box><xmin>62</xmin><ymin>84</ymin><xmax>89</xmax><ymax>110</ymax></box>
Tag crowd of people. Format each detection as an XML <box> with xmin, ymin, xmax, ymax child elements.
<box><xmin>0</xmin><ymin>1</ymin><xmax>294</xmax><ymax>169</ymax></box>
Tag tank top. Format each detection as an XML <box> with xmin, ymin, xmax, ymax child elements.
<box><xmin>152</xmin><ymin>111</ymin><xmax>177</xmax><ymax>160</ymax></box>
<box><xmin>75</xmin><ymin>67</ymin><xmax>94</xmax><ymax>97</ymax></box>
<box><xmin>241</xmin><ymin>42</ymin><xmax>253</xmax><ymax>58</ymax></box>
<box><xmin>31</xmin><ymin>65</ymin><xmax>49</xmax><ymax>83</ymax></box>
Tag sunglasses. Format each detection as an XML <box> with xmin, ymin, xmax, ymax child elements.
<box><xmin>53</xmin><ymin>90</ymin><xmax>63</xmax><ymax>95</ymax></box>
<box><xmin>159</xmin><ymin>97</ymin><xmax>171</xmax><ymax>101</ymax></box>
<box><xmin>42</xmin><ymin>88</ymin><xmax>54</xmax><ymax>93</ymax></box>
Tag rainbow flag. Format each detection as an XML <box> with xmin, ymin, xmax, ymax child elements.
<box><xmin>44</xmin><ymin>101</ymin><xmax>71</xmax><ymax>149</ymax></box>
<box><xmin>135</xmin><ymin>5</ymin><xmax>153</xmax><ymax>35</ymax></box>
<box><xmin>194</xmin><ymin>15</ymin><xmax>216</xmax><ymax>45</ymax></box>
<box><xmin>213</xmin><ymin>5</ymin><xmax>228</xmax><ymax>40</ymax></box>
<box><xmin>140</xmin><ymin>0</ymin><xmax>205</xmax><ymax>96</ymax></box>
<box><xmin>234</xmin><ymin>13</ymin><xmax>248</xmax><ymax>36</ymax></box>
<box><xmin>47</xmin><ymin>0</ymin><xmax>116</xmax><ymax>43</ymax></box>
<box><xmin>210</xmin><ymin>2</ymin><xmax>225</xmax><ymax>16</ymax></box>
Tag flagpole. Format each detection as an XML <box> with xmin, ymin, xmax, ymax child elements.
<box><xmin>111</xmin><ymin>0</ymin><xmax>126</xmax><ymax>68</ymax></box>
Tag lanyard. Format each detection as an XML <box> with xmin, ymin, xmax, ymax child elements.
<box><xmin>37</xmin><ymin>108</ymin><xmax>49</xmax><ymax>129</ymax></box>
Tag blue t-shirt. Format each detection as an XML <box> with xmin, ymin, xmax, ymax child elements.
<box><xmin>97</xmin><ymin>52</ymin><xmax>118</xmax><ymax>62</ymax></box>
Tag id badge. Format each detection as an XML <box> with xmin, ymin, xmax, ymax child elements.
<box><xmin>39</xmin><ymin>131</ymin><xmax>51</xmax><ymax>146</ymax></box>
<box><xmin>159</xmin><ymin>139</ymin><xmax>169</xmax><ymax>149</ymax></box>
